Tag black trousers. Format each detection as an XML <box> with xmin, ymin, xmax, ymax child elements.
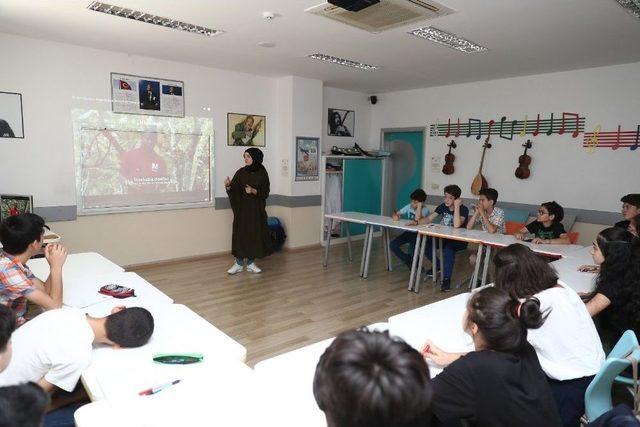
<box><xmin>548</xmin><ymin>375</ymin><xmax>595</xmax><ymax>427</ymax></box>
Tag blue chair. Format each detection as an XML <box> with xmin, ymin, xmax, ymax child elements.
<box><xmin>584</xmin><ymin>331</ymin><xmax>640</xmax><ymax>422</ymax></box>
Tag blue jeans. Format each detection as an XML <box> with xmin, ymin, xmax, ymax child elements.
<box><xmin>44</xmin><ymin>403</ymin><xmax>84</xmax><ymax>427</ymax></box>
<box><xmin>424</xmin><ymin>237</ymin><xmax>468</xmax><ymax>280</ymax></box>
<box><xmin>235</xmin><ymin>257</ymin><xmax>255</xmax><ymax>266</ymax></box>
<box><xmin>390</xmin><ymin>231</ymin><xmax>418</xmax><ymax>267</ymax></box>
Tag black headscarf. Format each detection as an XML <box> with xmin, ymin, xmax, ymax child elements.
<box><xmin>244</xmin><ymin>148</ymin><xmax>264</xmax><ymax>172</ymax></box>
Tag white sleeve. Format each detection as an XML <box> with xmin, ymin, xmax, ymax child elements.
<box><xmin>44</xmin><ymin>351</ymin><xmax>91</xmax><ymax>392</ymax></box>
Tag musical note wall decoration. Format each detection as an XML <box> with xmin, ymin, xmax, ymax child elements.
<box><xmin>583</xmin><ymin>124</ymin><xmax>640</xmax><ymax>152</ymax></box>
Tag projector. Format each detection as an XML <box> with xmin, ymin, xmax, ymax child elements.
<box><xmin>328</xmin><ymin>0</ymin><xmax>380</xmax><ymax>12</ymax></box>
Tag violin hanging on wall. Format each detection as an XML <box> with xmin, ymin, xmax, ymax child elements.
<box><xmin>442</xmin><ymin>140</ymin><xmax>457</xmax><ymax>175</ymax></box>
<box><xmin>515</xmin><ymin>139</ymin><xmax>533</xmax><ymax>180</ymax></box>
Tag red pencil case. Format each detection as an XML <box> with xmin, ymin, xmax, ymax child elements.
<box><xmin>98</xmin><ymin>284</ymin><xmax>136</xmax><ymax>299</ymax></box>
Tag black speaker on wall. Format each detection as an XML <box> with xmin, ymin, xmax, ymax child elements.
<box><xmin>369</xmin><ymin>95</ymin><xmax>378</xmax><ymax>105</ymax></box>
<box><xmin>328</xmin><ymin>0</ymin><xmax>380</xmax><ymax>12</ymax></box>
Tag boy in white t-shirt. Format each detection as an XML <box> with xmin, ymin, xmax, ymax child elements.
<box><xmin>390</xmin><ymin>189</ymin><xmax>430</xmax><ymax>269</ymax></box>
<box><xmin>0</xmin><ymin>306</ymin><xmax>154</xmax><ymax>393</ymax></box>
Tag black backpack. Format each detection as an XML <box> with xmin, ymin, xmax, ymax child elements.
<box><xmin>267</xmin><ymin>217</ymin><xmax>286</xmax><ymax>252</ymax></box>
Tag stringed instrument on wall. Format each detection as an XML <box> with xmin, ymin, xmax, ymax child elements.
<box><xmin>515</xmin><ymin>139</ymin><xmax>533</xmax><ymax>179</ymax></box>
<box><xmin>441</xmin><ymin>140</ymin><xmax>457</xmax><ymax>175</ymax></box>
<box><xmin>470</xmin><ymin>141</ymin><xmax>491</xmax><ymax>195</ymax></box>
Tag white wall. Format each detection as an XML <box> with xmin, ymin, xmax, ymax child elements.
<box><xmin>323</xmin><ymin>87</ymin><xmax>372</xmax><ymax>151</ymax></box>
<box><xmin>370</xmin><ymin>62</ymin><xmax>640</xmax><ymax>213</ymax></box>
<box><xmin>0</xmin><ymin>32</ymin><xmax>281</xmax><ymax>205</ymax></box>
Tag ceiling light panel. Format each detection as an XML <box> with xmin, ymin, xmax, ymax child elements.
<box><xmin>408</xmin><ymin>26</ymin><xmax>487</xmax><ymax>53</ymax></box>
<box><xmin>614</xmin><ymin>0</ymin><xmax>640</xmax><ymax>21</ymax></box>
<box><xmin>307</xmin><ymin>53</ymin><xmax>379</xmax><ymax>70</ymax></box>
<box><xmin>86</xmin><ymin>2</ymin><xmax>224</xmax><ymax>36</ymax></box>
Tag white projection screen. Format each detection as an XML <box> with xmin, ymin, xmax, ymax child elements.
<box><xmin>72</xmin><ymin>109</ymin><xmax>213</xmax><ymax>214</ymax></box>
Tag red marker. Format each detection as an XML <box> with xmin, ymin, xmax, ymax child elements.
<box><xmin>138</xmin><ymin>379</ymin><xmax>182</xmax><ymax>396</ymax></box>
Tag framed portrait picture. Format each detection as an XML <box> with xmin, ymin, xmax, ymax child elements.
<box><xmin>295</xmin><ymin>137</ymin><xmax>319</xmax><ymax>181</ymax></box>
<box><xmin>227</xmin><ymin>113</ymin><xmax>266</xmax><ymax>147</ymax></box>
<box><xmin>327</xmin><ymin>108</ymin><xmax>354</xmax><ymax>137</ymax></box>
<box><xmin>0</xmin><ymin>92</ymin><xmax>25</xmax><ymax>138</ymax></box>
<box><xmin>111</xmin><ymin>72</ymin><xmax>185</xmax><ymax>118</ymax></box>
<box><xmin>0</xmin><ymin>194</ymin><xmax>33</xmax><ymax>221</ymax></box>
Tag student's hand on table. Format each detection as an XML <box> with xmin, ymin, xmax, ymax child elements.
<box><xmin>531</xmin><ymin>237</ymin><xmax>549</xmax><ymax>244</ymax></box>
<box><xmin>406</xmin><ymin>220</ymin><xmax>418</xmax><ymax>226</ymax></box>
<box><xmin>514</xmin><ymin>233</ymin><xmax>525</xmax><ymax>240</ymax></box>
<box><xmin>45</xmin><ymin>243</ymin><xmax>68</xmax><ymax>269</ymax></box>
<box><xmin>578</xmin><ymin>264</ymin><xmax>600</xmax><ymax>273</ymax></box>
<box><xmin>391</xmin><ymin>213</ymin><xmax>400</xmax><ymax>221</ymax></box>
<box><xmin>421</xmin><ymin>340</ymin><xmax>457</xmax><ymax>366</ymax></box>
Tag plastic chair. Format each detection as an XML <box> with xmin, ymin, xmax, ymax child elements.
<box><xmin>505</xmin><ymin>221</ymin><xmax>525</xmax><ymax>235</ymax></box>
<box><xmin>567</xmin><ymin>231</ymin><xmax>580</xmax><ymax>244</ymax></box>
<box><xmin>610</xmin><ymin>330</ymin><xmax>640</xmax><ymax>387</ymax></box>
<box><xmin>584</xmin><ymin>348</ymin><xmax>640</xmax><ymax>422</ymax></box>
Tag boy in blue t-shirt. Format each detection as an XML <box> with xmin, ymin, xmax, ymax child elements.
<box><xmin>389</xmin><ymin>189</ymin><xmax>430</xmax><ymax>269</ymax></box>
<box><xmin>418</xmin><ymin>185</ymin><xmax>469</xmax><ymax>292</ymax></box>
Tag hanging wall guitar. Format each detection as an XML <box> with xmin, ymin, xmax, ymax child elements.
<box><xmin>471</xmin><ymin>141</ymin><xmax>491</xmax><ymax>195</ymax></box>
<box><xmin>442</xmin><ymin>140</ymin><xmax>456</xmax><ymax>175</ymax></box>
<box><xmin>515</xmin><ymin>140</ymin><xmax>533</xmax><ymax>180</ymax></box>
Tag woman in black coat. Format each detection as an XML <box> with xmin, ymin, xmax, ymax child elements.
<box><xmin>224</xmin><ymin>148</ymin><xmax>272</xmax><ymax>274</ymax></box>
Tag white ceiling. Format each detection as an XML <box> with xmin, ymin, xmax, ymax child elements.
<box><xmin>1</xmin><ymin>0</ymin><xmax>640</xmax><ymax>93</ymax></box>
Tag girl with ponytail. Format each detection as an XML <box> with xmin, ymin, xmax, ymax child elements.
<box><xmin>426</xmin><ymin>286</ymin><xmax>562</xmax><ymax>427</ymax></box>
<box><xmin>584</xmin><ymin>227</ymin><xmax>639</xmax><ymax>350</ymax></box>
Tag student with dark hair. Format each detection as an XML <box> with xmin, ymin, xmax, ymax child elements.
<box><xmin>314</xmin><ymin>328</ymin><xmax>432</xmax><ymax>427</ymax></box>
<box><xmin>0</xmin><ymin>306</ymin><xmax>15</xmax><ymax>374</ymax></box>
<box><xmin>615</xmin><ymin>194</ymin><xmax>640</xmax><ymax>235</ymax></box>
<box><xmin>390</xmin><ymin>189</ymin><xmax>430</xmax><ymax>268</ymax></box>
<box><xmin>515</xmin><ymin>201</ymin><xmax>571</xmax><ymax>244</ymax></box>
<box><xmin>492</xmin><ymin>244</ymin><xmax>604</xmax><ymax>427</ymax></box>
<box><xmin>583</xmin><ymin>227</ymin><xmax>639</xmax><ymax>349</ymax></box>
<box><xmin>424</xmin><ymin>286</ymin><xmax>562</xmax><ymax>427</ymax></box>
<box><xmin>0</xmin><ymin>306</ymin><xmax>154</xmax><ymax>393</ymax></box>
<box><xmin>418</xmin><ymin>184</ymin><xmax>469</xmax><ymax>291</ymax></box>
<box><xmin>0</xmin><ymin>382</ymin><xmax>49</xmax><ymax>427</ymax></box>
<box><xmin>466</xmin><ymin>187</ymin><xmax>505</xmax><ymax>234</ymax></box>
<box><xmin>0</xmin><ymin>213</ymin><xmax>68</xmax><ymax>325</ymax></box>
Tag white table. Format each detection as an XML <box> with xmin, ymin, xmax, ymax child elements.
<box><xmin>82</xmin><ymin>304</ymin><xmax>247</xmax><ymax>401</ymax></box>
<box><xmin>389</xmin><ymin>293</ymin><xmax>473</xmax><ymax>376</ymax></box>
<box><xmin>551</xmin><ymin>248</ymin><xmax>597</xmax><ymax>293</ymax></box>
<box><xmin>77</xmin><ymin>360</ymin><xmax>257</xmax><ymax>426</ymax></box>
<box><xmin>26</xmin><ymin>252</ymin><xmax>124</xmax><ymax>282</ymax></box>
<box><xmin>254</xmin><ymin>322</ymin><xmax>389</xmax><ymax>427</ymax></box>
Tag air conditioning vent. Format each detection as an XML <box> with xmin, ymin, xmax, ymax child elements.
<box><xmin>305</xmin><ymin>0</ymin><xmax>455</xmax><ymax>33</ymax></box>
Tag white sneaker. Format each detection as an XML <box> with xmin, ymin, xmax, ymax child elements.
<box><xmin>246</xmin><ymin>263</ymin><xmax>262</xmax><ymax>274</ymax></box>
<box><xmin>227</xmin><ymin>263</ymin><xmax>244</xmax><ymax>275</ymax></box>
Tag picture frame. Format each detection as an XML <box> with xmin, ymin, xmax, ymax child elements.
<box><xmin>327</xmin><ymin>108</ymin><xmax>354</xmax><ymax>137</ymax></box>
<box><xmin>227</xmin><ymin>113</ymin><xmax>266</xmax><ymax>147</ymax></box>
<box><xmin>0</xmin><ymin>91</ymin><xmax>25</xmax><ymax>138</ymax></box>
<box><xmin>111</xmin><ymin>72</ymin><xmax>185</xmax><ymax>118</ymax></box>
<box><xmin>0</xmin><ymin>194</ymin><xmax>33</xmax><ymax>221</ymax></box>
<box><xmin>295</xmin><ymin>137</ymin><xmax>319</xmax><ymax>181</ymax></box>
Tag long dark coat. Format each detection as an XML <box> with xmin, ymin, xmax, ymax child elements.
<box><xmin>227</xmin><ymin>165</ymin><xmax>272</xmax><ymax>259</ymax></box>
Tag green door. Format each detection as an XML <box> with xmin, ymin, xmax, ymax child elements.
<box><xmin>342</xmin><ymin>159</ymin><xmax>382</xmax><ymax>236</ymax></box>
<box><xmin>383</xmin><ymin>131</ymin><xmax>424</xmax><ymax>212</ymax></box>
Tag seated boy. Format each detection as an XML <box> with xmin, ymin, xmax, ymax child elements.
<box><xmin>0</xmin><ymin>214</ymin><xmax>67</xmax><ymax>325</ymax></box>
<box><xmin>390</xmin><ymin>189</ymin><xmax>430</xmax><ymax>269</ymax></box>
<box><xmin>0</xmin><ymin>306</ymin><xmax>154</xmax><ymax>393</ymax></box>
<box><xmin>313</xmin><ymin>328</ymin><xmax>432</xmax><ymax>427</ymax></box>
<box><xmin>615</xmin><ymin>194</ymin><xmax>640</xmax><ymax>235</ymax></box>
<box><xmin>514</xmin><ymin>201</ymin><xmax>570</xmax><ymax>244</ymax></box>
<box><xmin>466</xmin><ymin>188</ymin><xmax>505</xmax><ymax>234</ymax></box>
<box><xmin>419</xmin><ymin>185</ymin><xmax>469</xmax><ymax>292</ymax></box>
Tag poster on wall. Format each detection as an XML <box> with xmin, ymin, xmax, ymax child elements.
<box><xmin>295</xmin><ymin>136</ymin><xmax>319</xmax><ymax>181</ymax></box>
<box><xmin>111</xmin><ymin>72</ymin><xmax>184</xmax><ymax>118</ymax></box>
<box><xmin>227</xmin><ymin>113</ymin><xmax>266</xmax><ymax>146</ymax></box>
<box><xmin>0</xmin><ymin>92</ymin><xmax>24</xmax><ymax>138</ymax></box>
<box><xmin>327</xmin><ymin>108</ymin><xmax>354</xmax><ymax>137</ymax></box>
<box><xmin>0</xmin><ymin>195</ymin><xmax>32</xmax><ymax>221</ymax></box>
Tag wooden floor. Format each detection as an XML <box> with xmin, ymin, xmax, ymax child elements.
<box><xmin>131</xmin><ymin>238</ymin><xmax>470</xmax><ymax>367</ymax></box>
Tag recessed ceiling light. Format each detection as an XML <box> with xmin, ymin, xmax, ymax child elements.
<box><xmin>86</xmin><ymin>1</ymin><xmax>224</xmax><ymax>37</ymax></box>
<box><xmin>258</xmin><ymin>42</ymin><xmax>276</xmax><ymax>48</ymax></box>
<box><xmin>307</xmin><ymin>53</ymin><xmax>379</xmax><ymax>70</ymax></box>
<box><xmin>408</xmin><ymin>26</ymin><xmax>487</xmax><ymax>53</ymax></box>
<box><xmin>614</xmin><ymin>0</ymin><xmax>640</xmax><ymax>21</ymax></box>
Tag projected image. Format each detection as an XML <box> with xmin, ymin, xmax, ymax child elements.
<box><xmin>73</xmin><ymin>110</ymin><xmax>213</xmax><ymax>213</ymax></box>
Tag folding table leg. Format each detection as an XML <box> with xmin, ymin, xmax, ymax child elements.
<box><xmin>363</xmin><ymin>225</ymin><xmax>375</xmax><ymax>278</ymax></box>
<box><xmin>407</xmin><ymin>234</ymin><xmax>422</xmax><ymax>291</ymax></box>
<box><xmin>382</xmin><ymin>228</ymin><xmax>389</xmax><ymax>271</ymax></box>
<box><xmin>323</xmin><ymin>218</ymin><xmax>333</xmax><ymax>267</ymax></box>
<box><xmin>431</xmin><ymin>237</ymin><xmax>437</xmax><ymax>283</ymax></box>
<box><xmin>413</xmin><ymin>234</ymin><xmax>428</xmax><ymax>293</ymax></box>
<box><xmin>359</xmin><ymin>224</ymin><xmax>370</xmax><ymax>277</ymax></box>
<box><xmin>345</xmin><ymin>222</ymin><xmax>353</xmax><ymax>262</ymax></box>
<box><xmin>481</xmin><ymin>245</ymin><xmax>492</xmax><ymax>287</ymax></box>
<box><xmin>470</xmin><ymin>243</ymin><xmax>483</xmax><ymax>290</ymax></box>
<box><xmin>439</xmin><ymin>238</ymin><xmax>445</xmax><ymax>284</ymax></box>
